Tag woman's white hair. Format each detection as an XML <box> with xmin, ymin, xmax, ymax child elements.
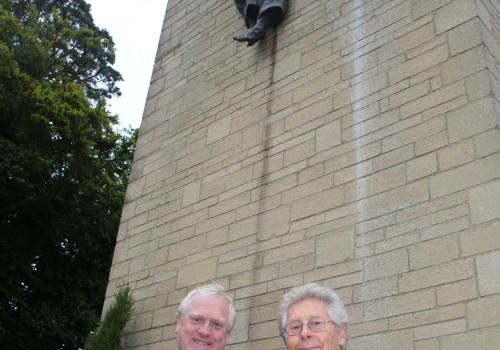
<box><xmin>176</xmin><ymin>283</ymin><xmax>235</xmax><ymax>331</ymax></box>
<box><xmin>278</xmin><ymin>283</ymin><xmax>349</xmax><ymax>350</ymax></box>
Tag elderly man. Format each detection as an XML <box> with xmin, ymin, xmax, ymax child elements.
<box><xmin>278</xmin><ymin>283</ymin><xmax>349</xmax><ymax>350</ymax></box>
<box><xmin>176</xmin><ymin>283</ymin><xmax>235</xmax><ymax>350</ymax></box>
<box><xmin>234</xmin><ymin>0</ymin><xmax>288</xmax><ymax>46</ymax></box>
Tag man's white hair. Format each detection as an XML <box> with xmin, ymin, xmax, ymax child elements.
<box><xmin>176</xmin><ymin>283</ymin><xmax>235</xmax><ymax>331</ymax></box>
<box><xmin>278</xmin><ymin>283</ymin><xmax>349</xmax><ymax>350</ymax></box>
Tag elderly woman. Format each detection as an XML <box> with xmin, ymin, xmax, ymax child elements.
<box><xmin>278</xmin><ymin>283</ymin><xmax>349</xmax><ymax>350</ymax></box>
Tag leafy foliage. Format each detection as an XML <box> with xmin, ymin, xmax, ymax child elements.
<box><xmin>84</xmin><ymin>286</ymin><xmax>134</xmax><ymax>350</ymax></box>
<box><xmin>0</xmin><ymin>1</ymin><xmax>137</xmax><ymax>349</ymax></box>
<box><xmin>1</xmin><ymin>0</ymin><xmax>122</xmax><ymax>100</ymax></box>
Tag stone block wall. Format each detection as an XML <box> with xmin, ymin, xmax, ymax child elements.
<box><xmin>105</xmin><ymin>0</ymin><xmax>500</xmax><ymax>349</ymax></box>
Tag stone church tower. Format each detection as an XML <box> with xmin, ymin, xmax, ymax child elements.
<box><xmin>105</xmin><ymin>1</ymin><xmax>500</xmax><ymax>349</ymax></box>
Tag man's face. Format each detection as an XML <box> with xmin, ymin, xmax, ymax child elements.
<box><xmin>176</xmin><ymin>294</ymin><xmax>230</xmax><ymax>350</ymax></box>
<box><xmin>284</xmin><ymin>298</ymin><xmax>347</xmax><ymax>350</ymax></box>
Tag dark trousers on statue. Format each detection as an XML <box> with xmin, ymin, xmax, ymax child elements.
<box><xmin>234</xmin><ymin>0</ymin><xmax>288</xmax><ymax>46</ymax></box>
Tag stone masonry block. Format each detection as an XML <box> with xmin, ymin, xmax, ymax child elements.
<box><xmin>112</xmin><ymin>240</ymin><xmax>128</xmax><ymax>264</ymax></box>
<box><xmin>316</xmin><ymin>119</ymin><xmax>341</xmax><ymax>153</ymax></box>
<box><xmin>411</xmin><ymin>0</ymin><xmax>452</xmax><ymax>19</ymax></box>
<box><xmin>218</xmin><ymin>254</ymin><xmax>262</xmax><ymax>278</ymax></box>
<box><xmin>389</xmin><ymin>44</ymin><xmax>448</xmax><ymax>84</ymax></box>
<box><xmin>229</xmin><ymin>216</ymin><xmax>258</xmax><ymax>241</ymax></box>
<box><xmin>336</xmin><ymin>74</ymin><xmax>387</xmax><ymax>107</ymax></box>
<box><xmin>461</xmin><ymin>220</ymin><xmax>500</xmax><ymax>256</ymax></box>
<box><xmin>285</xmin><ymin>97</ymin><xmax>333</xmax><ymax>130</ymax></box>
<box><xmin>447</xmin><ymin>97</ymin><xmax>496</xmax><ymax>143</ymax></box>
<box><xmin>176</xmin><ymin>146</ymin><xmax>211</xmax><ymax>172</ymax></box>
<box><xmin>349</xmin><ymin>330</ymin><xmax>413</xmax><ymax>350</ymax></box>
<box><xmin>382</xmin><ymin>116</ymin><xmax>446</xmax><ymax>152</ymax></box>
<box><xmin>364</xmin><ymin>289</ymin><xmax>435</xmax><ymax>321</ymax></box>
<box><xmin>415</xmin><ymin>131</ymin><xmax>449</xmax><ymax>156</ymax></box>
<box><xmin>441</xmin><ymin>46</ymin><xmax>486</xmax><ymax>85</ymax></box>
<box><xmin>242</xmin><ymin>122</ymin><xmax>263</xmax><ymax>149</ymax></box>
<box><xmin>176</xmin><ymin>257</ymin><xmax>217</xmax><ymax>288</ymax></box>
<box><xmin>278</xmin><ymin>254</ymin><xmax>315</xmax><ymax>277</ymax></box>
<box><xmin>353</xmin><ymin>277</ymin><xmax>398</xmax><ymax>303</ymax></box>
<box><xmin>344</xmin><ymin>165</ymin><xmax>406</xmax><ymax>202</ymax></box>
<box><xmin>399</xmin><ymin>259</ymin><xmax>474</xmax><ymax>292</ymax></box>
<box><xmin>388</xmin><ymin>304</ymin><xmax>465</xmax><ymax>330</ymax></box>
<box><xmin>206</xmin><ymin>227</ymin><xmax>228</xmax><ymax>248</ymax></box>
<box><xmin>341</xmin><ymin>51</ymin><xmax>378</xmax><ymax>80</ymax></box>
<box><xmin>364</xmin><ymin>248</ymin><xmax>408</xmax><ymax>281</ymax></box>
<box><xmin>284</xmin><ymin>140</ymin><xmax>315</xmax><ymax>166</ymax></box>
<box><xmin>475</xmin><ymin>129</ymin><xmax>500</xmax><ymax>157</ymax></box>
<box><xmin>229</xmin><ymin>309</ymin><xmax>250</xmax><ymax>344</ymax></box>
<box><xmin>415</xmin><ymin>339</ymin><xmax>439</xmax><ymax>350</ymax></box>
<box><xmin>126</xmin><ymin>328</ymin><xmax>163</xmax><ymax>347</ymax></box>
<box><xmin>466</xmin><ymin>70</ymin><xmax>492</xmax><ymax>102</ymax></box>
<box><xmin>171</xmin><ymin>209</ymin><xmax>208</xmax><ymax>233</ymax></box>
<box><xmin>413</xmin><ymin>319</ymin><xmax>466</xmax><ymax>340</ymax></box>
<box><xmin>400</xmin><ymin>80</ymin><xmax>465</xmax><ymax>119</ymax></box>
<box><xmin>441</xmin><ymin>327</ymin><xmax>500</xmax><ymax>350</ymax></box>
<box><xmin>108</xmin><ymin>260</ymin><xmax>130</xmax><ymax>280</ymax></box>
<box><xmin>274</xmin><ymin>52</ymin><xmax>301</xmax><ymax>82</ymax></box>
<box><xmin>407</xmin><ymin>152</ymin><xmax>438</xmax><ymax>181</ymax></box>
<box><xmin>437</xmin><ymin>278</ymin><xmax>477</xmax><ymax>306</ymax></box>
<box><xmin>230</xmin><ymin>265</ymin><xmax>278</xmax><ymax>290</ymax></box>
<box><xmin>448</xmin><ymin>18</ymin><xmax>483</xmax><ymax>55</ymax></box>
<box><xmin>467</xmin><ymin>294</ymin><xmax>500</xmax><ymax>329</ymax></box>
<box><xmin>409</xmin><ymin>234</ymin><xmax>459</xmax><ymax>269</ymax></box>
<box><xmin>434</xmin><ymin>0</ymin><xmax>477</xmax><ymax>34</ymax></box>
<box><xmin>282</xmin><ymin>175</ymin><xmax>333</xmax><ymax>204</ymax></box>
<box><xmin>168</xmin><ymin>234</ymin><xmax>206</xmax><ymax>261</ymax></box>
<box><xmin>390</xmin><ymin>81</ymin><xmax>430</xmax><ymax>109</ymax></box>
<box><xmin>182</xmin><ymin>180</ymin><xmax>201</xmax><ymax>207</ymax></box>
<box><xmin>373</xmin><ymin>144</ymin><xmax>414</xmax><ymax>171</ymax></box>
<box><xmin>316</xmin><ymin>229</ymin><xmax>354</xmax><ymax>267</ymax></box>
<box><xmin>437</xmin><ymin>139</ymin><xmax>474</xmax><ymax>171</ymax></box>
<box><xmin>263</xmin><ymin>240</ymin><xmax>315</xmax><ymax>266</ymax></box>
<box><xmin>293</xmin><ymin>69</ymin><xmax>341</xmax><ymax>103</ymax></box>
<box><xmin>360</xmin><ymin>179</ymin><xmax>430</xmax><ymax>220</ymax></box>
<box><xmin>249</xmin><ymin>303</ymin><xmax>279</xmax><ymax>324</ymax></box>
<box><xmin>379</xmin><ymin>23</ymin><xmax>435</xmax><ymax>63</ymax></box>
<box><xmin>196</xmin><ymin>211</ymin><xmax>235</xmax><ymax>234</ymax></box>
<box><xmin>291</xmin><ymin>187</ymin><xmax>344</xmax><ymax>221</ymax></box>
<box><xmin>469</xmin><ymin>178</ymin><xmax>500</xmax><ymax>224</ymax></box>
<box><xmin>152</xmin><ymin>304</ymin><xmax>177</xmax><ymax>327</ymax></box>
<box><xmin>420</xmin><ymin>216</ymin><xmax>469</xmax><ymax>241</ymax></box>
<box><xmin>476</xmin><ymin>250</ymin><xmax>500</xmax><ymax>295</ymax></box>
<box><xmin>257</xmin><ymin>206</ymin><xmax>290</xmax><ymax>240</ymax></box>
<box><xmin>209</xmin><ymin>192</ymin><xmax>251</xmax><ymax>218</ymax></box>
<box><xmin>430</xmin><ymin>153</ymin><xmax>500</xmax><ymax>198</ymax></box>
<box><xmin>304</xmin><ymin>260</ymin><xmax>363</xmax><ymax>283</ymax></box>
<box><xmin>248</xmin><ymin>319</ymin><xmax>280</xmax><ymax>340</ymax></box>
<box><xmin>350</xmin><ymin>318</ymin><xmax>387</xmax><ymax>338</ymax></box>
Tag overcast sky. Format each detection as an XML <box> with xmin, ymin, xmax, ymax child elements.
<box><xmin>87</xmin><ymin>0</ymin><xmax>168</xmax><ymax>129</ymax></box>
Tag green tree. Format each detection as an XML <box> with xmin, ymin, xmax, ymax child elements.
<box><xmin>0</xmin><ymin>1</ymin><xmax>137</xmax><ymax>349</ymax></box>
<box><xmin>84</xmin><ymin>286</ymin><xmax>134</xmax><ymax>350</ymax></box>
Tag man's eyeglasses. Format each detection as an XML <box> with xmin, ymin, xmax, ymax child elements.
<box><xmin>284</xmin><ymin>319</ymin><xmax>335</xmax><ymax>336</ymax></box>
<box><xmin>187</xmin><ymin>315</ymin><xmax>226</xmax><ymax>332</ymax></box>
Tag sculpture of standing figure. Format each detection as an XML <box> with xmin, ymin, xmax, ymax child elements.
<box><xmin>234</xmin><ymin>0</ymin><xmax>288</xmax><ymax>46</ymax></box>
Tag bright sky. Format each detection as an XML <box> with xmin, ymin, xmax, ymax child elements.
<box><xmin>87</xmin><ymin>0</ymin><xmax>169</xmax><ymax>129</ymax></box>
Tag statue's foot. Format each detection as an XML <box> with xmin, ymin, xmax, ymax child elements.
<box><xmin>234</xmin><ymin>23</ymin><xmax>265</xmax><ymax>46</ymax></box>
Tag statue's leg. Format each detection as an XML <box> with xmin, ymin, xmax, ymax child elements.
<box><xmin>234</xmin><ymin>7</ymin><xmax>282</xmax><ymax>46</ymax></box>
<box><xmin>234</xmin><ymin>0</ymin><xmax>261</xmax><ymax>45</ymax></box>
<box><xmin>244</xmin><ymin>3</ymin><xmax>259</xmax><ymax>28</ymax></box>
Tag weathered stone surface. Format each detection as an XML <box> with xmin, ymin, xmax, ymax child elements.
<box><xmin>107</xmin><ymin>1</ymin><xmax>500</xmax><ymax>349</ymax></box>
